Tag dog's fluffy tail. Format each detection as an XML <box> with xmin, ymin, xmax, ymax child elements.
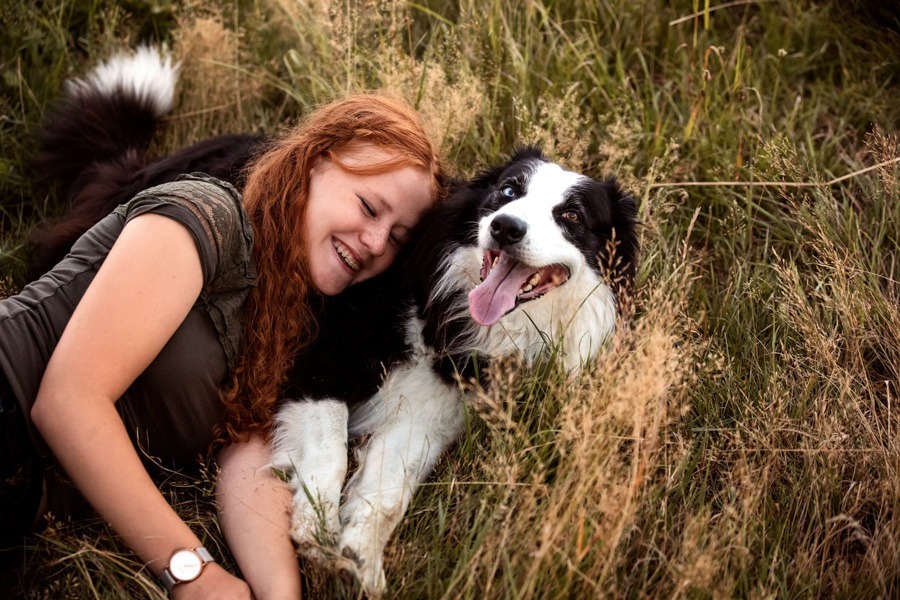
<box><xmin>26</xmin><ymin>46</ymin><xmax>265</xmax><ymax>279</ymax></box>
<box><xmin>25</xmin><ymin>47</ymin><xmax>179</xmax><ymax>278</ymax></box>
<box><xmin>33</xmin><ymin>45</ymin><xmax>179</xmax><ymax>199</ymax></box>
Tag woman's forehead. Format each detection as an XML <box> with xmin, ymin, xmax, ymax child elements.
<box><xmin>333</xmin><ymin>142</ymin><xmax>400</xmax><ymax>168</ymax></box>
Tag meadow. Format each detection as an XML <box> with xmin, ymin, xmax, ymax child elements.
<box><xmin>1</xmin><ymin>0</ymin><xmax>898</xmax><ymax>597</ymax></box>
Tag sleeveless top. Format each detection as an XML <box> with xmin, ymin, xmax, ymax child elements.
<box><xmin>0</xmin><ymin>174</ymin><xmax>256</xmax><ymax>467</ymax></box>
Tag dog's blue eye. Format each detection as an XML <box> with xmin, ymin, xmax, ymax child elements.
<box><xmin>500</xmin><ymin>185</ymin><xmax>515</xmax><ymax>198</ymax></box>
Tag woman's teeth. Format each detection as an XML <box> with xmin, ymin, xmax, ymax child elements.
<box><xmin>333</xmin><ymin>239</ymin><xmax>361</xmax><ymax>271</ymax></box>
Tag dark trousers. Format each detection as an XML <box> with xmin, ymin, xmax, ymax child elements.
<box><xmin>0</xmin><ymin>369</ymin><xmax>43</xmax><ymax>546</ymax></box>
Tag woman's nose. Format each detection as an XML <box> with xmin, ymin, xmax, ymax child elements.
<box><xmin>360</xmin><ymin>224</ymin><xmax>390</xmax><ymax>257</ymax></box>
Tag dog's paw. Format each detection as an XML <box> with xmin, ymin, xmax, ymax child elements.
<box><xmin>338</xmin><ymin>526</ymin><xmax>386</xmax><ymax>597</ymax></box>
<box><xmin>292</xmin><ymin>524</ymin><xmax>340</xmax><ymax>567</ymax></box>
<box><xmin>290</xmin><ymin>494</ymin><xmax>341</xmax><ymax>562</ymax></box>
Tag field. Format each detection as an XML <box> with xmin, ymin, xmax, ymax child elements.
<box><xmin>1</xmin><ymin>0</ymin><xmax>898</xmax><ymax>598</ymax></box>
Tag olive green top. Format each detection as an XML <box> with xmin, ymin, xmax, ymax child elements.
<box><xmin>0</xmin><ymin>174</ymin><xmax>256</xmax><ymax>466</ymax></box>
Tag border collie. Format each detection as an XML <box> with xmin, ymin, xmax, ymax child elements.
<box><xmin>32</xmin><ymin>47</ymin><xmax>638</xmax><ymax>596</ymax></box>
<box><xmin>275</xmin><ymin>147</ymin><xmax>638</xmax><ymax>595</ymax></box>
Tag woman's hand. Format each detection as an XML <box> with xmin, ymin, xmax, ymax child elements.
<box><xmin>170</xmin><ymin>563</ymin><xmax>252</xmax><ymax>600</ymax></box>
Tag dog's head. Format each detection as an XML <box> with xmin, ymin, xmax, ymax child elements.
<box><xmin>397</xmin><ymin>147</ymin><xmax>638</xmax><ymax>375</ymax></box>
<box><xmin>466</xmin><ymin>147</ymin><xmax>638</xmax><ymax>326</ymax></box>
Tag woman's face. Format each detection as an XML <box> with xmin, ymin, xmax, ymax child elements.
<box><xmin>303</xmin><ymin>145</ymin><xmax>434</xmax><ymax>295</ymax></box>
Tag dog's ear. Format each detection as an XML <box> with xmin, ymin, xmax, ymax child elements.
<box><xmin>600</xmin><ymin>176</ymin><xmax>640</xmax><ymax>282</ymax></box>
<box><xmin>602</xmin><ymin>176</ymin><xmax>638</xmax><ymax>226</ymax></box>
<box><xmin>508</xmin><ymin>145</ymin><xmax>546</xmax><ymax>163</ymax></box>
<box><xmin>466</xmin><ymin>163</ymin><xmax>508</xmax><ymax>190</ymax></box>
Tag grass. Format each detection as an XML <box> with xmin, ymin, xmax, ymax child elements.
<box><xmin>1</xmin><ymin>0</ymin><xmax>899</xmax><ymax>597</ymax></box>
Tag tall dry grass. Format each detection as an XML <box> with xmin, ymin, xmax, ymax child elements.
<box><xmin>1</xmin><ymin>0</ymin><xmax>898</xmax><ymax>598</ymax></box>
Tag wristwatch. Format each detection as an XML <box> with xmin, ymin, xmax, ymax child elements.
<box><xmin>160</xmin><ymin>546</ymin><xmax>215</xmax><ymax>592</ymax></box>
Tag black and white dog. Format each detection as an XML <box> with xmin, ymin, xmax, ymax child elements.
<box><xmin>275</xmin><ymin>148</ymin><xmax>638</xmax><ymax>594</ymax></box>
<box><xmin>32</xmin><ymin>48</ymin><xmax>638</xmax><ymax>596</ymax></box>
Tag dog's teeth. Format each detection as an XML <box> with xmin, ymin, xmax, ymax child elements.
<box><xmin>520</xmin><ymin>284</ymin><xmax>533</xmax><ymax>293</ymax></box>
<box><xmin>528</xmin><ymin>273</ymin><xmax>540</xmax><ymax>286</ymax></box>
<box><xmin>492</xmin><ymin>255</ymin><xmax>500</xmax><ymax>267</ymax></box>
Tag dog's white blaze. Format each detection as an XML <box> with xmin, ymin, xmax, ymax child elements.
<box><xmin>272</xmin><ymin>399</ymin><xmax>349</xmax><ymax>547</ymax></box>
<box><xmin>341</xmin><ymin>360</ymin><xmax>465</xmax><ymax>594</ymax></box>
<box><xmin>478</xmin><ymin>162</ymin><xmax>587</xmax><ymax>271</ymax></box>
<box><xmin>66</xmin><ymin>45</ymin><xmax>179</xmax><ymax>117</ymax></box>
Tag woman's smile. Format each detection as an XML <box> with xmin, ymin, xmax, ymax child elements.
<box><xmin>332</xmin><ymin>237</ymin><xmax>362</xmax><ymax>272</ymax></box>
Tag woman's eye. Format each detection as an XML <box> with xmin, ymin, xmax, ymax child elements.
<box><xmin>389</xmin><ymin>234</ymin><xmax>402</xmax><ymax>247</ymax></box>
<box><xmin>359</xmin><ymin>196</ymin><xmax>376</xmax><ymax>217</ymax></box>
<box><xmin>562</xmin><ymin>211</ymin><xmax>580</xmax><ymax>222</ymax></box>
<box><xmin>500</xmin><ymin>185</ymin><xmax>516</xmax><ymax>198</ymax></box>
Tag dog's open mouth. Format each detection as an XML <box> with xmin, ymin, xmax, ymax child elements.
<box><xmin>468</xmin><ymin>250</ymin><xmax>570</xmax><ymax>326</ymax></box>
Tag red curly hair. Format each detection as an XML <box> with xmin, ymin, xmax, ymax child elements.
<box><xmin>219</xmin><ymin>94</ymin><xmax>444</xmax><ymax>443</ymax></box>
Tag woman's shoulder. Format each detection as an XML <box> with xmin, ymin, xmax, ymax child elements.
<box><xmin>116</xmin><ymin>174</ymin><xmax>249</xmax><ymax>239</ymax></box>
<box><xmin>115</xmin><ymin>173</ymin><xmax>255</xmax><ymax>288</ymax></box>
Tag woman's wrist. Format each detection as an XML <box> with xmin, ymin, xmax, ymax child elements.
<box><xmin>169</xmin><ymin>562</ymin><xmax>251</xmax><ymax>599</ymax></box>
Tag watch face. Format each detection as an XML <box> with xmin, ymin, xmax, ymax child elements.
<box><xmin>170</xmin><ymin>549</ymin><xmax>203</xmax><ymax>582</ymax></box>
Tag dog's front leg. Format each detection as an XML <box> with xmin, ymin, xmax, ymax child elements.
<box><xmin>272</xmin><ymin>399</ymin><xmax>348</xmax><ymax>561</ymax></box>
<box><xmin>339</xmin><ymin>425</ymin><xmax>455</xmax><ymax>596</ymax></box>
<box><xmin>339</xmin><ymin>370</ymin><xmax>464</xmax><ymax>596</ymax></box>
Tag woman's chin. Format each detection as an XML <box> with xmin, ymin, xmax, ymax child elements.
<box><xmin>310</xmin><ymin>271</ymin><xmax>353</xmax><ymax>296</ymax></box>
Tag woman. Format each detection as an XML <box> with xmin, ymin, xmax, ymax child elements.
<box><xmin>0</xmin><ymin>93</ymin><xmax>443</xmax><ymax>599</ymax></box>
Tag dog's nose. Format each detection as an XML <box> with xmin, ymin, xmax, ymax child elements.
<box><xmin>490</xmin><ymin>214</ymin><xmax>528</xmax><ymax>246</ymax></box>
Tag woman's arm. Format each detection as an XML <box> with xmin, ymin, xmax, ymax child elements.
<box><xmin>30</xmin><ymin>213</ymin><xmax>250</xmax><ymax>598</ymax></box>
<box><xmin>217</xmin><ymin>436</ymin><xmax>302</xmax><ymax>600</ymax></box>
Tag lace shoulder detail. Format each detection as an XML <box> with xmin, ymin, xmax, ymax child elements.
<box><xmin>114</xmin><ymin>174</ymin><xmax>257</xmax><ymax>369</ymax></box>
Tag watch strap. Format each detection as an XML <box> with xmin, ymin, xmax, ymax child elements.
<box><xmin>195</xmin><ymin>546</ymin><xmax>215</xmax><ymax>563</ymax></box>
<box><xmin>160</xmin><ymin>568</ymin><xmax>179</xmax><ymax>592</ymax></box>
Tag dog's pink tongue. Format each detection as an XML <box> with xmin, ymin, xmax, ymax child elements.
<box><xmin>468</xmin><ymin>253</ymin><xmax>534</xmax><ymax>326</ymax></box>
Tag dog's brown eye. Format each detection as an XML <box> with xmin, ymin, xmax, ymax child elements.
<box><xmin>562</xmin><ymin>211</ymin><xmax>580</xmax><ymax>222</ymax></box>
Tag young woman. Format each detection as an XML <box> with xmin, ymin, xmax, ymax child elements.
<box><xmin>0</xmin><ymin>94</ymin><xmax>443</xmax><ymax>599</ymax></box>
